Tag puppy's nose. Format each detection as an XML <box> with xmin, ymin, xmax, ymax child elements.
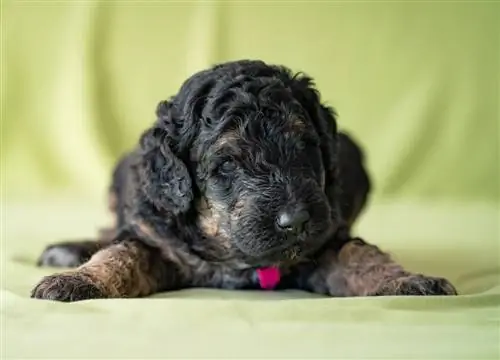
<box><xmin>276</xmin><ymin>209</ymin><xmax>310</xmax><ymax>233</ymax></box>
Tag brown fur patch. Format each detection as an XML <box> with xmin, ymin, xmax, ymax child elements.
<box><xmin>304</xmin><ymin>239</ymin><xmax>405</xmax><ymax>296</ymax></box>
<box><xmin>282</xmin><ymin>245</ymin><xmax>301</xmax><ymax>262</ymax></box>
<box><xmin>196</xmin><ymin>198</ymin><xmax>220</xmax><ymax>238</ymax></box>
<box><xmin>31</xmin><ymin>239</ymin><xmax>174</xmax><ymax>301</ymax></box>
<box><xmin>77</xmin><ymin>240</ymin><xmax>161</xmax><ymax>297</ymax></box>
<box><xmin>302</xmin><ymin>238</ymin><xmax>457</xmax><ymax>296</ymax></box>
<box><xmin>290</xmin><ymin>117</ymin><xmax>305</xmax><ymax>132</ymax></box>
<box><xmin>336</xmin><ymin>239</ymin><xmax>404</xmax><ymax>295</ymax></box>
<box><xmin>195</xmin><ymin>198</ymin><xmax>231</xmax><ymax>250</ymax></box>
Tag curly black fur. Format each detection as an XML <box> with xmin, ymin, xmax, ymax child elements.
<box><xmin>32</xmin><ymin>60</ymin><xmax>457</xmax><ymax>301</ymax></box>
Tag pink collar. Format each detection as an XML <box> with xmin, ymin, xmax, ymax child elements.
<box><xmin>256</xmin><ymin>267</ymin><xmax>281</xmax><ymax>290</ymax></box>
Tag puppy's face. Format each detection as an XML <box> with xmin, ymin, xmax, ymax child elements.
<box><xmin>195</xmin><ymin>112</ymin><xmax>335</xmax><ymax>266</ymax></box>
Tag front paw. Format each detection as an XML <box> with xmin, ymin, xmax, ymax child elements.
<box><xmin>374</xmin><ymin>274</ymin><xmax>458</xmax><ymax>296</ymax></box>
<box><xmin>31</xmin><ymin>273</ymin><xmax>105</xmax><ymax>302</ymax></box>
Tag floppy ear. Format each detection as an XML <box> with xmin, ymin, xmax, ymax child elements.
<box><xmin>289</xmin><ymin>75</ymin><xmax>339</xmax><ymax>200</ymax></box>
<box><xmin>290</xmin><ymin>75</ymin><xmax>372</xmax><ymax>227</ymax></box>
<box><xmin>314</xmin><ymin>104</ymin><xmax>340</xmax><ymax>197</ymax></box>
<box><xmin>137</xmin><ymin>100</ymin><xmax>193</xmax><ymax>215</ymax></box>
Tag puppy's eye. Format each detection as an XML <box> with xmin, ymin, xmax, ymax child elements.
<box><xmin>297</xmin><ymin>137</ymin><xmax>319</xmax><ymax>150</ymax></box>
<box><xmin>221</xmin><ymin>160</ymin><xmax>236</xmax><ymax>172</ymax></box>
<box><xmin>297</xmin><ymin>140</ymin><xmax>306</xmax><ymax>151</ymax></box>
<box><xmin>217</xmin><ymin>160</ymin><xmax>237</xmax><ymax>175</ymax></box>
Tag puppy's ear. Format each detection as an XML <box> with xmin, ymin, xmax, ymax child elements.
<box><xmin>137</xmin><ymin>100</ymin><xmax>193</xmax><ymax>215</ymax></box>
<box><xmin>309</xmin><ymin>103</ymin><xmax>340</xmax><ymax>206</ymax></box>
<box><xmin>291</xmin><ymin>75</ymin><xmax>372</xmax><ymax>227</ymax></box>
<box><xmin>290</xmin><ymin>76</ymin><xmax>339</xmax><ymax>196</ymax></box>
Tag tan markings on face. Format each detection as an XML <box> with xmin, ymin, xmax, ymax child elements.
<box><xmin>282</xmin><ymin>117</ymin><xmax>306</xmax><ymax>140</ymax></box>
<box><xmin>290</xmin><ymin>117</ymin><xmax>305</xmax><ymax>132</ymax></box>
<box><xmin>196</xmin><ymin>198</ymin><xmax>230</xmax><ymax>248</ymax></box>
<box><xmin>282</xmin><ymin>245</ymin><xmax>301</xmax><ymax>262</ymax></box>
<box><xmin>230</xmin><ymin>198</ymin><xmax>246</xmax><ymax>222</ymax></box>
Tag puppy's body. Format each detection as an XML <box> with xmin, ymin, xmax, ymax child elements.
<box><xmin>32</xmin><ymin>60</ymin><xmax>456</xmax><ymax>301</ymax></box>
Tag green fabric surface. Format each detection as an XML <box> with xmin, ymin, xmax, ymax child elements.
<box><xmin>2</xmin><ymin>1</ymin><xmax>499</xmax><ymax>359</ymax></box>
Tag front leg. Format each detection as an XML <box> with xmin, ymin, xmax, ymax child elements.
<box><xmin>300</xmin><ymin>238</ymin><xmax>457</xmax><ymax>297</ymax></box>
<box><xmin>31</xmin><ymin>238</ymin><xmax>180</xmax><ymax>302</ymax></box>
<box><xmin>36</xmin><ymin>227</ymin><xmax>118</xmax><ymax>268</ymax></box>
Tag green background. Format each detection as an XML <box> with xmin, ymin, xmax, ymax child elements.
<box><xmin>2</xmin><ymin>1</ymin><xmax>499</xmax><ymax>359</ymax></box>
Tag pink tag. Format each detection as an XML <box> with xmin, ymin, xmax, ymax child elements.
<box><xmin>256</xmin><ymin>267</ymin><xmax>281</xmax><ymax>290</ymax></box>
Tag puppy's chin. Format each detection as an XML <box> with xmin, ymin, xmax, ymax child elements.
<box><xmin>256</xmin><ymin>245</ymin><xmax>305</xmax><ymax>267</ymax></box>
<box><xmin>234</xmin><ymin>240</ymin><xmax>298</xmax><ymax>263</ymax></box>
<box><xmin>233</xmin><ymin>226</ymin><xmax>335</xmax><ymax>267</ymax></box>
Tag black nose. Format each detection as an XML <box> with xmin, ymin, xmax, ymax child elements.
<box><xmin>276</xmin><ymin>209</ymin><xmax>310</xmax><ymax>233</ymax></box>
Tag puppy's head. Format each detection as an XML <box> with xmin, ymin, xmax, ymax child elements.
<box><xmin>138</xmin><ymin>60</ymin><xmax>340</xmax><ymax>266</ymax></box>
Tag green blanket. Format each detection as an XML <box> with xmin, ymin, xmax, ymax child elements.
<box><xmin>2</xmin><ymin>1</ymin><xmax>499</xmax><ymax>358</ymax></box>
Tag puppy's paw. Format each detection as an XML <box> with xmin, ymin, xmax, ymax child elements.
<box><xmin>31</xmin><ymin>273</ymin><xmax>105</xmax><ymax>302</ymax></box>
<box><xmin>374</xmin><ymin>274</ymin><xmax>458</xmax><ymax>296</ymax></box>
<box><xmin>36</xmin><ymin>242</ymin><xmax>94</xmax><ymax>268</ymax></box>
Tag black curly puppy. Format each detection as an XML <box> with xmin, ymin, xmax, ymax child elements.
<box><xmin>31</xmin><ymin>60</ymin><xmax>457</xmax><ymax>301</ymax></box>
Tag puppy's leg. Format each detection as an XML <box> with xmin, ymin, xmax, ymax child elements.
<box><xmin>302</xmin><ymin>238</ymin><xmax>457</xmax><ymax>296</ymax></box>
<box><xmin>31</xmin><ymin>239</ymin><xmax>179</xmax><ymax>302</ymax></box>
<box><xmin>36</xmin><ymin>233</ymin><xmax>114</xmax><ymax>268</ymax></box>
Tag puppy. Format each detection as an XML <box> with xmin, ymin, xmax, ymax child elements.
<box><xmin>31</xmin><ymin>60</ymin><xmax>457</xmax><ymax>301</ymax></box>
